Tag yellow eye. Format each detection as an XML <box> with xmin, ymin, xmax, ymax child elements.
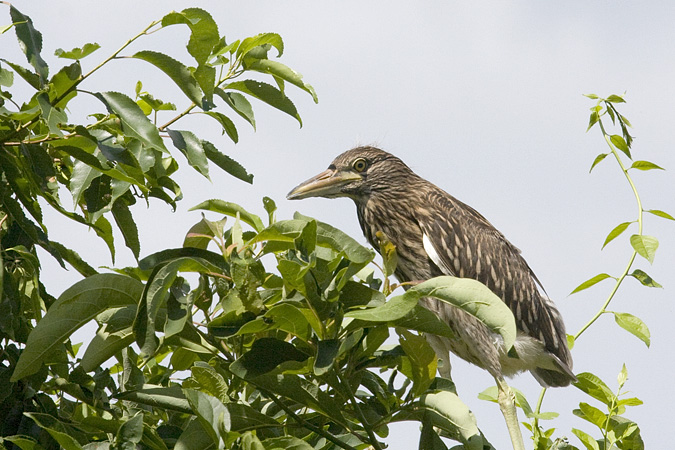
<box><xmin>352</xmin><ymin>158</ymin><xmax>368</xmax><ymax>172</ymax></box>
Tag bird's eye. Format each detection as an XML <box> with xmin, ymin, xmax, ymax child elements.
<box><xmin>352</xmin><ymin>158</ymin><xmax>368</xmax><ymax>172</ymax></box>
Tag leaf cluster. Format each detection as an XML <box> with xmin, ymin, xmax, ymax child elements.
<box><xmin>4</xmin><ymin>200</ymin><xmax>520</xmax><ymax>449</ymax></box>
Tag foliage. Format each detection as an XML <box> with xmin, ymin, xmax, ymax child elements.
<box><xmin>0</xmin><ymin>5</ymin><xmax>508</xmax><ymax>450</ymax></box>
<box><xmin>498</xmin><ymin>94</ymin><xmax>670</xmax><ymax>450</ymax></box>
<box><xmin>0</xmin><ymin>4</ymin><xmax>668</xmax><ymax>450</ymax></box>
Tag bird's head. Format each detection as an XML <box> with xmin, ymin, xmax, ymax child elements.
<box><xmin>287</xmin><ymin>146</ymin><xmax>414</xmax><ymax>202</ymax></box>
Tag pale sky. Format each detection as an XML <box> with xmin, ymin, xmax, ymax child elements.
<box><xmin>7</xmin><ymin>1</ymin><xmax>675</xmax><ymax>448</ymax></box>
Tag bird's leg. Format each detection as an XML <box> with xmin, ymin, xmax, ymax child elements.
<box><xmin>495</xmin><ymin>377</ymin><xmax>526</xmax><ymax>450</ymax></box>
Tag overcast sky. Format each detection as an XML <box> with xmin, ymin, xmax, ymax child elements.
<box><xmin>7</xmin><ymin>1</ymin><xmax>675</xmax><ymax>448</ymax></box>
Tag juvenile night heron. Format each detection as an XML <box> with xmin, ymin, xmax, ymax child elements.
<box><xmin>287</xmin><ymin>146</ymin><xmax>575</xmax><ymax>448</ymax></box>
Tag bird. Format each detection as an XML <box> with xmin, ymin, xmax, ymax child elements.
<box><xmin>287</xmin><ymin>146</ymin><xmax>575</xmax><ymax>448</ymax></box>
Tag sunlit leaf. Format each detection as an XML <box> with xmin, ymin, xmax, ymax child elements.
<box><xmin>190</xmin><ymin>199</ymin><xmax>264</xmax><ymax>232</ymax></box>
<box><xmin>645</xmin><ymin>209</ymin><xmax>675</xmax><ymax>221</ymax></box>
<box><xmin>602</xmin><ymin>222</ymin><xmax>632</xmax><ymax>249</ymax></box>
<box><xmin>629</xmin><ymin>234</ymin><xmax>658</xmax><ymax>264</ymax></box>
<box><xmin>613</xmin><ymin>312</ymin><xmax>650</xmax><ymax>347</ymax></box>
<box><xmin>570</xmin><ymin>273</ymin><xmax>612</xmax><ymax>294</ymax></box>
<box><xmin>572</xmin><ymin>428</ymin><xmax>600</xmax><ymax>450</ymax></box>
<box><xmin>610</xmin><ymin>134</ymin><xmax>631</xmax><ymax>158</ymax></box>
<box><xmin>589</xmin><ymin>153</ymin><xmax>608</xmax><ymax>173</ymax></box>
<box><xmin>573</xmin><ymin>372</ymin><xmax>615</xmax><ymax>406</ymax></box>
<box><xmin>630</xmin><ymin>160</ymin><xmax>664</xmax><ymax>171</ymax></box>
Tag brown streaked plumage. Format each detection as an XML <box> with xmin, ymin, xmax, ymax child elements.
<box><xmin>287</xmin><ymin>146</ymin><xmax>575</xmax><ymax>388</ymax></box>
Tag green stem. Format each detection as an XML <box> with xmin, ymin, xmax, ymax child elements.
<box><xmin>262</xmin><ymin>388</ymin><xmax>359</xmax><ymax>450</ymax></box>
<box><xmin>574</xmin><ymin>119</ymin><xmax>642</xmax><ymax>340</ymax></box>
<box><xmin>336</xmin><ymin>371</ymin><xmax>384</xmax><ymax>450</ymax></box>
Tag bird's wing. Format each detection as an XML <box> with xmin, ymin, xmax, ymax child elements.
<box><xmin>416</xmin><ymin>191</ymin><xmax>570</xmax><ymax>363</ymax></box>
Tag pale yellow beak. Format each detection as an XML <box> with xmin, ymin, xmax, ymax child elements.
<box><xmin>287</xmin><ymin>168</ymin><xmax>362</xmax><ymax>200</ymax></box>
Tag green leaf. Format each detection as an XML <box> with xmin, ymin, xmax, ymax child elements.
<box><xmin>12</xmin><ymin>274</ymin><xmax>143</xmax><ymax>381</ymax></box>
<box><xmin>112</xmin><ymin>200</ymin><xmax>140</xmax><ymax>260</ymax></box>
<box><xmin>628</xmin><ymin>269</ymin><xmax>662</xmax><ymax>288</ymax></box>
<box><xmin>572</xmin><ymin>428</ymin><xmax>600</xmax><ymax>450</ymax></box>
<box><xmin>115</xmin><ymin>413</ymin><xmax>143</xmax><ymax>447</ymax></box>
<box><xmin>10</xmin><ymin>6</ymin><xmax>48</xmax><ymax>84</ymax></box>
<box><xmin>190</xmin><ymin>199</ymin><xmax>264</xmax><ymax>232</ymax></box>
<box><xmin>392</xmin><ymin>305</ymin><xmax>456</xmax><ymax>340</ymax></box>
<box><xmin>613</xmin><ymin>312</ymin><xmax>650</xmax><ymax>347</ymax></box>
<box><xmin>606</xmin><ymin>94</ymin><xmax>626</xmax><ymax>103</ymax></box>
<box><xmin>630</xmin><ymin>160</ymin><xmax>664</xmax><ymax>171</ymax></box>
<box><xmin>230</xmin><ymin>338</ymin><xmax>308</xmax><ymax>378</ymax></box>
<box><xmin>573</xmin><ymin>402</ymin><xmax>607</xmax><ymax>428</ymax></box>
<box><xmin>174</xmin><ymin>418</ymin><xmax>216</xmax><ymax>450</ymax></box>
<box><xmin>214</xmin><ymin>89</ymin><xmax>256</xmax><ymax>129</ymax></box>
<box><xmin>168</xmin><ymin>129</ymin><xmax>210</xmax><ymax>179</ymax></box>
<box><xmin>617</xmin><ymin>363</ymin><xmax>628</xmax><ymax>388</ymax></box>
<box><xmin>81</xmin><ymin>326</ymin><xmax>134</xmax><ymax>372</ymax></box>
<box><xmin>262</xmin><ymin>437</ymin><xmax>314</xmax><ymax>450</ymax></box>
<box><xmin>589</xmin><ymin>153</ymin><xmax>608</xmax><ymax>173</ymax></box>
<box><xmin>602</xmin><ymin>222</ymin><xmax>632</xmax><ymax>249</ymax></box>
<box><xmin>610</xmin><ymin>134</ymin><xmax>631</xmax><ymax>158</ymax></box>
<box><xmin>132</xmin><ymin>50</ymin><xmax>204</xmax><ymax>107</ymax></box>
<box><xmin>345</xmin><ymin>291</ymin><xmax>418</xmax><ymax>322</ymax></box>
<box><xmin>184</xmin><ymin>389</ymin><xmax>229</xmax><ymax>446</ymax></box>
<box><xmin>135</xmin><ymin>257</ymin><xmax>221</xmax><ymax>358</ymax></box>
<box><xmin>314</xmin><ymin>339</ymin><xmax>340</xmax><ymax>376</ymax></box>
<box><xmin>645</xmin><ymin>209</ymin><xmax>675</xmax><ymax>221</ymax></box>
<box><xmin>586</xmin><ymin>111</ymin><xmax>599</xmax><ymax>132</ymax></box>
<box><xmin>36</xmin><ymin>92</ymin><xmax>67</xmax><ymax>136</ymax></box>
<box><xmin>246</xmin><ymin>59</ymin><xmax>318</xmax><ymax>103</ymax></box>
<box><xmin>94</xmin><ymin>91</ymin><xmax>168</xmax><ymax>153</ymax></box>
<box><xmin>570</xmin><ymin>273</ymin><xmax>612</xmax><ymax>294</ymax></box>
<box><xmin>190</xmin><ymin>364</ymin><xmax>229</xmax><ymax>401</ymax></box>
<box><xmin>0</xmin><ymin>58</ymin><xmax>40</xmax><ymax>89</ymax></box>
<box><xmin>201</xmin><ymin>140</ymin><xmax>253</xmax><ymax>184</ymax></box>
<box><xmin>225</xmin><ymin>80</ymin><xmax>301</xmax><ymax>126</ymax></box>
<box><xmin>394</xmin><ymin>391</ymin><xmax>482</xmax><ymax>449</ymax></box>
<box><xmin>237</xmin><ymin>303</ymin><xmax>312</xmax><ymax>341</ymax></box>
<box><xmin>24</xmin><ymin>413</ymin><xmax>84</xmax><ymax>450</ymax></box>
<box><xmin>54</xmin><ymin>42</ymin><xmax>100</xmax><ymax>60</ymax></box>
<box><xmin>203</xmin><ymin>111</ymin><xmax>238</xmax><ymax>142</ymax></box>
<box><xmin>617</xmin><ymin>397</ymin><xmax>643</xmax><ymax>407</ymax></box>
<box><xmin>0</xmin><ymin>65</ymin><xmax>14</xmax><ymax>87</ymax></box>
<box><xmin>629</xmin><ymin>234</ymin><xmax>658</xmax><ymax>264</ymax></box>
<box><xmin>161</xmin><ymin>8</ymin><xmax>219</xmax><ymax>65</ymax></box>
<box><xmin>237</xmin><ymin>32</ymin><xmax>284</xmax><ymax>58</ymax></box>
<box><xmin>573</xmin><ymin>372</ymin><xmax>615</xmax><ymax>406</ymax></box>
<box><xmin>398</xmin><ymin>329</ymin><xmax>437</xmax><ymax>395</ymax></box>
<box><xmin>116</xmin><ymin>385</ymin><xmax>191</xmax><ymax>413</ymax></box>
<box><xmin>411</xmin><ymin>276</ymin><xmax>516</xmax><ymax>351</ymax></box>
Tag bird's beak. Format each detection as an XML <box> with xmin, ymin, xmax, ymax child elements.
<box><xmin>287</xmin><ymin>168</ymin><xmax>361</xmax><ymax>200</ymax></box>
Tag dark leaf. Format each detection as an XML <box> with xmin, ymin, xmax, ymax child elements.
<box><xmin>10</xmin><ymin>6</ymin><xmax>48</xmax><ymax>84</ymax></box>
<box><xmin>225</xmin><ymin>80</ymin><xmax>301</xmax><ymax>126</ymax></box>
<box><xmin>94</xmin><ymin>91</ymin><xmax>167</xmax><ymax>153</ymax></box>
<box><xmin>628</xmin><ymin>269</ymin><xmax>662</xmax><ymax>288</ymax></box>
<box><xmin>230</xmin><ymin>338</ymin><xmax>308</xmax><ymax>378</ymax></box>
<box><xmin>11</xmin><ymin>274</ymin><xmax>143</xmax><ymax>381</ymax></box>
<box><xmin>168</xmin><ymin>129</ymin><xmax>210</xmax><ymax>179</ymax></box>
